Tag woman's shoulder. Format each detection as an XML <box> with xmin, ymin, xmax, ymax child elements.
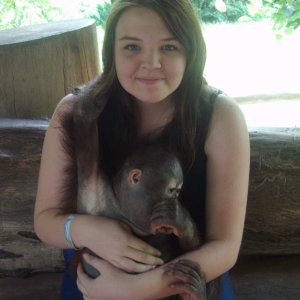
<box><xmin>201</xmin><ymin>84</ymin><xmax>241</xmax><ymax>116</ymax></box>
<box><xmin>50</xmin><ymin>89</ymin><xmax>83</xmax><ymax>127</ymax></box>
<box><xmin>204</xmin><ymin>87</ymin><xmax>249</xmax><ymax>155</ymax></box>
<box><xmin>210</xmin><ymin>90</ymin><xmax>244</xmax><ymax>123</ymax></box>
<box><xmin>53</xmin><ymin>78</ymin><xmax>102</xmax><ymax>123</ymax></box>
<box><xmin>57</xmin><ymin>89</ymin><xmax>82</xmax><ymax>113</ymax></box>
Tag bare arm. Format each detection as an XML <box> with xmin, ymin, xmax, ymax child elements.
<box><xmin>76</xmin><ymin>94</ymin><xmax>250</xmax><ymax>299</ymax></box>
<box><xmin>34</xmin><ymin>94</ymin><xmax>78</xmax><ymax>248</ymax></box>
<box><xmin>34</xmin><ymin>95</ymin><xmax>162</xmax><ymax>272</ymax></box>
<box><xmin>171</xmin><ymin>94</ymin><xmax>250</xmax><ymax>282</ymax></box>
<box><xmin>200</xmin><ymin>94</ymin><xmax>250</xmax><ymax>279</ymax></box>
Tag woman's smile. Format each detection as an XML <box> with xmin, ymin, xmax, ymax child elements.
<box><xmin>114</xmin><ymin>6</ymin><xmax>186</xmax><ymax>104</ymax></box>
<box><xmin>135</xmin><ymin>77</ymin><xmax>165</xmax><ymax>85</ymax></box>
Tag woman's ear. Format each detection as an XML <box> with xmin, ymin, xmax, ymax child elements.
<box><xmin>128</xmin><ymin>169</ymin><xmax>142</xmax><ymax>185</ymax></box>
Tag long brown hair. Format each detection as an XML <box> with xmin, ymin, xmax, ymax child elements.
<box><xmin>83</xmin><ymin>0</ymin><xmax>207</xmax><ymax>173</ymax></box>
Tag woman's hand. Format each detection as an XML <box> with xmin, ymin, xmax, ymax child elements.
<box><xmin>77</xmin><ymin>253</ymin><xmax>134</xmax><ymax>300</ymax></box>
<box><xmin>73</xmin><ymin>215</ymin><xmax>164</xmax><ymax>273</ymax></box>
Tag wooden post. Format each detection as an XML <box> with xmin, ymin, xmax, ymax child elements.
<box><xmin>0</xmin><ymin>19</ymin><xmax>100</xmax><ymax>118</ymax></box>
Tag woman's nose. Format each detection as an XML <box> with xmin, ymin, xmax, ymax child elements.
<box><xmin>141</xmin><ymin>49</ymin><xmax>161</xmax><ymax>69</ymax></box>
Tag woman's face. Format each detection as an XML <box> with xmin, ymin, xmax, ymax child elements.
<box><xmin>114</xmin><ymin>6</ymin><xmax>186</xmax><ymax>104</ymax></box>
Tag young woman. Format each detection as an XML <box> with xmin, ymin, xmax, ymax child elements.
<box><xmin>34</xmin><ymin>0</ymin><xmax>250</xmax><ymax>299</ymax></box>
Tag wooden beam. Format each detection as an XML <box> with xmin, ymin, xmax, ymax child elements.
<box><xmin>0</xmin><ymin>119</ymin><xmax>299</xmax><ymax>276</ymax></box>
<box><xmin>242</xmin><ymin>127</ymin><xmax>300</xmax><ymax>255</ymax></box>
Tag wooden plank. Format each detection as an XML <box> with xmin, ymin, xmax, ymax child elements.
<box><xmin>0</xmin><ymin>120</ymin><xmax>64</xmax><ymax>275</ymax></box>
<box><xmin>0</xmin><ymin>119</ymin><xmax>299</xmax><ymax>276</ymax></box>
<box><xmin>241</xmin><ymin>127</ymin><xmax>300</xmax><ymax>255</ymax></box>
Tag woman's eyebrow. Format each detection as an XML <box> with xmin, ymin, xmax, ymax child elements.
<box><xmin>118</xmin><ymin>36</ymin><xmax>177</xmax><ymax>42</ymax></box>
<box><xmin>161</xmin><ymin>37</ymin><xmax>177</xmax><ymax>42</ymax></box>
<box><xmin>119</xmin><ymin>36</ymin><xmax>141</xmax><ymax>41</ymax></box>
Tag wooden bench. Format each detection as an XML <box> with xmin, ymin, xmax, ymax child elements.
<box><xmin>0</xmin><ymin>119</ymin><xmax>299</xmax><ymax>299</ymax></box>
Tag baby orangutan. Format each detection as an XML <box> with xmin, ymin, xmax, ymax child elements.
<box><xmin>64</xmin><ymin>88</ymin><xmax>216</xmax><ymax>299</ymax></box>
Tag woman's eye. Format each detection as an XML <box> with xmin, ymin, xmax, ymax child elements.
<box><xmin>162</xmin><ymin>45</ymin><xmax>177</xmax><ymax>51</ymax></box>
<box><xmin>124</xmin><ymin>44</ymin><xmax>140</xmax><ymax>51</ymax></box>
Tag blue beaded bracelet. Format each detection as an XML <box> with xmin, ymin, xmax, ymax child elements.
<box><xmin>64</xmin><ymin>214</ymin><xmax>81</xmax><ymax>249</ymax></box>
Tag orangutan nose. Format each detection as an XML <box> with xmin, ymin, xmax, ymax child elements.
<box><xmin>151</xmin><ymin>223</ymin><xmax>179</xmax><ymax>236</ymax></box>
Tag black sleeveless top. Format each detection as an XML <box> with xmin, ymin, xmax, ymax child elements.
<box><xmin>180</xmin><ymin>90</ymin><xmax>222</xmax><ymax>239</ymax></box>
<box><xmin>97</xmin><ymin>89</ymin><xmax>222</xmax><ymax>239</ymax></box>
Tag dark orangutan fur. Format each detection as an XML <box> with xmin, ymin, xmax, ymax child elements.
<box><xmin>58</xmin><ymin>84</ymin><xmax>219</xmax><ymax>299</ymax></box>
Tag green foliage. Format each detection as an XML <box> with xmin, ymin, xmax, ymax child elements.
<box><xmin>191</xmin><ymin>0</ymin><xmax>300</xmax><ymax>35</ymax></box>
<box><xmin>0</xmin><ymin>0</ymin><xmax>62</xmax><ymax>30</ymax></box>
<box><xmin>89</xmin><ymin>0</ymin><xmax>250</xmax><ymax>27</ymax></box>
<box><xmin>2</xmin><ymin>0</ymin><xmax>298</xmax><ymax>37</ymax></box>
<box><xmin>192</xmin><ymin>0</ymin><xmax>250</xmax><ymax>23</ymax></box>
<box><xmin>89</xmin><ymin>2</ymin><xmax>112</xmax><ymax>28</ymax></box>
<box><xmin>247</xmin><ymin>0</ymin><xmax>300</xmax><ymax>35</ymax></box>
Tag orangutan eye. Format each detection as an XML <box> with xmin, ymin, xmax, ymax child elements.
<box><xmin>167</xmin><ymin>187</ymin><xmax>181</xmax><ymax>197</ymax></box>
<box><xmin>168</xmin><ymin>188</ymin><xmax>176</xmax><ymax>194</ymax></box>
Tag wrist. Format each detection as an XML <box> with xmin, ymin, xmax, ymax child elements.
<box><xmin>64</xmin><ymin>214</ymin><xmax>83</xmax><ymax>249</ymax></box>
<box><xmin>128</xmin><ymin>267</ymin><xmax>174</xmax><ymax>300</ymax></box>
<box><xmin>71</xmin><ymin>215</ymin><xmax>114</xmax><ymax>252</ymax></box>
<box><xmin>69</xmin><ymin>214</ymin><xmax>88</xmax><ymax>249</ymax></box>
<box><xmin>122</xmin><ymin>274</ymin><xmax>143</xmax><ymax>300</ymax></box>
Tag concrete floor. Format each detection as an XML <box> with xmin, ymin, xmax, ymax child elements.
<box><xmin>231</xmin><ymin>255</ymin><xmax>300</xmax><ymax>300</ymax></box>
<box><xmin>1</xmin><ymin>255</ymin><xmax>299</xmax><ymax>300</ymax></box>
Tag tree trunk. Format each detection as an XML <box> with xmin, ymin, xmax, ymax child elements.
<box><xmin>0</xmin><ymin>19</ymin><xmax>100</xmax><ymax>118</ymax></box>
<box><xmin>0</xmin><ymin>120</ymin><xmax>299</xmax><ymax>276</ymax></box>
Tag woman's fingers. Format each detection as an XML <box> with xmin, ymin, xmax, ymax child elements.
<box><xmin>77</xmin><ymin>262</ymin><xmax>91</xmax><ymax>296</ymax></box>
<box><xmin>117</xmin><ymin>256</ymin><xmax>156</xmax><ymax>273</ymax></box>
<box><xmin>127</xmin><ymin>234</ymin><xmax>162</xmax><ymax>257</ymax></box>
<box><xmin>76</xmin><ymin>256</ymin><xmax>133</xmax><ymax>300</ymax></box>
<box><xmin>116</xmin><ymin>238</ymin><xmax>164</xmax><ymax>272</ymax></box>
<box><xmin>84</xmin><ymin>218</ymin><xmax>163</xmax><ymax>272</ymax></box>
<box><xmin>127</xmin><ymin>244</ymin><xmax>164</xmax><ymax>265</ymax></box>
<box><xmin>82</xmin><ymin>253</ymin><xmax>104</xmax><ymax>270</ymax></box>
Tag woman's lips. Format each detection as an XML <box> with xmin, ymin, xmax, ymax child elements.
<box><xmin>135</xmin><ymin>77</ymin><xmax>163</xmax><ymax>85</ymax></box>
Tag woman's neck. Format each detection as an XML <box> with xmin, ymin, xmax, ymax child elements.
<box><xmin>135</xmin><ymin>97</ymin><xmax>175</xmax><ymax>137</ymax></box>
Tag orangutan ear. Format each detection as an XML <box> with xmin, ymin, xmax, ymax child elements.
<box><xmin>128</xmin><ymin>169</ymin><xmax>142</xmax><ymax>185</ymax></box>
